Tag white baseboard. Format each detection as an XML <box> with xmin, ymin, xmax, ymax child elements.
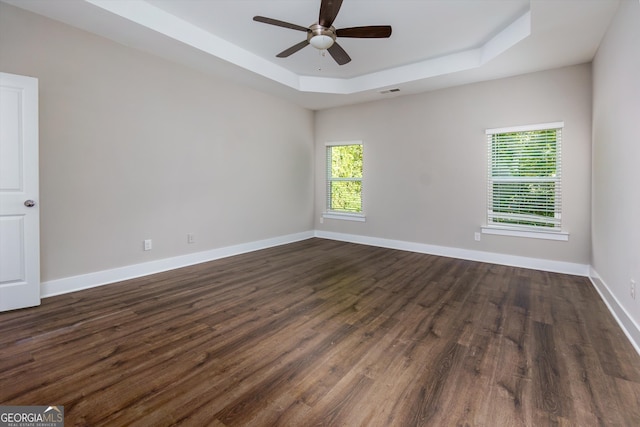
<box><xmin>40</xmin><ymin>231</ymin><xmax>314</xmax><ymax>298</ymax></box>
<box><xmin>315</xmin><ymin>231</ymin><xmax>640</xmax><ymax>355</ymax></box>
<box><xmin>314</xmin><ymin>230</ymin><xmax>590</xmax><ymax>276</ymax></box>
<box><xmin>589</xmin><ymin>268</ymin><xmax>640</xmax><ymax>356</ymax></box>
<box><xmin>40</xmin><ymin>229</ymin><xmax>638</xmax><ymax>356</ymax></box>
<box><xmin>41</xmin><ymin>230</ymin><xmax>589</xmax><ymax>299</ymax></box>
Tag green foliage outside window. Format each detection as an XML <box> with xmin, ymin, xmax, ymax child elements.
<box><xmin>490</xmin><ymin>129</ymin><xmax>559</xmax><ymax>228</ymax></box>
<box><xmin>328</xmin><ymin>144</ymin><xmax>363</xmax><ymax>213</ymax></box>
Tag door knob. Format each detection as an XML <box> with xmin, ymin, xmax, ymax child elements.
<box><xmin>24</xmin><ymin>200</ymin><xmax>35</xmax><ymax>207</ymax></box>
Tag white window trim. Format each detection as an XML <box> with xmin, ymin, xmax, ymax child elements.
<box><xmin>324</xmin><ymin>141</ymin><xmax>365</xmax><ymax>221</ymax></box>
<box><xmin>485</xmin><ymin>121</ymin><xmax>569</xmax><ymax>240</ymax></box>
<box><xmin>485</xmin><ymin>122</ymin><xmax>565</xmax><ymax>134</ymax></box>
<box><xmin>481</xmin><ymin>225</ymin><xmax>568</xmax><ymax>241</ymax></box>
<box><xmin>322</xmin><ymin>211</ymin><xmax>366</xmax><ymax>222</ymax></box>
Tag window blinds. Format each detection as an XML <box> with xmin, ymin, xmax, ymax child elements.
<box><xmin>486</xmin><ymin>124</ymin><xmax>562</xmax><ymax>229</ymax></box>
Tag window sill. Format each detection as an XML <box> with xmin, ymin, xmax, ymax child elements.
<box><xmin>481</xmin><ymin>226</ymin><xmax>569</xmax><ymax>241</ymax></box>
<box><xmin>322</xmin><ymin>212</ymin><xmax>366</xmax><ymax>222</ymax></box>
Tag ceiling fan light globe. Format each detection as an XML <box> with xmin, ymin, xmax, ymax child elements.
<box><xmin>310</xmin><ymin>35</ymin><xmax>334</xmax><ymax>50</ymax></box>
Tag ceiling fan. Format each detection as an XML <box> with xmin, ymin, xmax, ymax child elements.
<box><xmin>253</xmin><ymin>0</ymin><xmax>392</xmax><ymax>65</ymax></box>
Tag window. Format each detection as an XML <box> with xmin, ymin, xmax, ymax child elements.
<box><xmin>484</xmin><ymin>122</ymin><xmax>567</xmax><ymax>240</ymax></box>
<box><xmin>324</xmin><ymin>142</ymin><xmax>364</xmax><ymax>221</ymax></box>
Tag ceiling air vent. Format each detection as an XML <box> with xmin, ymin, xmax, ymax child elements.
<box><xmin>379</xmin><ymin>88</ymin><xmax>400</xmax><ymax>94</ymax></box>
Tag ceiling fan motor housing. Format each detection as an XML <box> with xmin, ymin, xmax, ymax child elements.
<box><xmin>308</xmin><ymin>24</ymin><xmax>336</xmax><ymax>50</ymax></box>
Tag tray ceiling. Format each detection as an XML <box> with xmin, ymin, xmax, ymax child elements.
<box><xmin>3</xmin><ymin>0</ymin><xmax>620</xmax><ymax>109</ymax></box>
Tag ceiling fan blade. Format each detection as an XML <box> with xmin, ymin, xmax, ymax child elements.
<box><xmin>276</xmin><ymin>40</ymin><xmax>310</xmax><ymax>58</ymax></box>
<box><xmin>327</xmin><ymin>42</ymin><xmax>351</xmax><ymax>65</ymax></box>
<box><xmin>318</xmin><ymin>0</ymin><xmax>343</xmax><ymax>28</ymax></box>
<box><xmin>336</xmin><ymin>26</ymin><xmax>392</xmax><ymax>38</ymax></box>
<box><xmin>253</xmin><ymin>16</ymin><xmax>310</xmax><ymax>32</ymax></box>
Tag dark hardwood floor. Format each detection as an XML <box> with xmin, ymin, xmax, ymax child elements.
<box><xmin>1</xmin><ymin>238</ymin><xmax>639</xmax><ymax>426</ymax></box>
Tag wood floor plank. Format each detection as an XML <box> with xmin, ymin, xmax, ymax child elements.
<box><xmin>500</xmin><ymin>273</ymin><xmax>533</xmax><ymax>412</ymax></box>
<box><xmin>1</xmin><ymin>238</ymin><xmax>639</xmax><ymax>426</ymax></box>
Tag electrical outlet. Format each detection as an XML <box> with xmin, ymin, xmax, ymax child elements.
<box><xmin>474</xmin><ymin>232</ymin><xmax>481</xmax><ymax>241</ymax></box>
<box><xmin>187</xmin><ymin>233</ymin><xmax>195</xmax><ymax>244</ymax></box>
<box><xmin>144</xmin><ymin>239</ymin><xmax>152</xmax><ymax>251</ymax></box>
<box><xmin>631</xmin><ymin>279</ymin><xmax>636</xmax><ymax>300</ymax></box>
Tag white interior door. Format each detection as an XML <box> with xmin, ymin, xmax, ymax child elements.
<box><xmin>0</xmin><ymin>72</ymin><xmax>40</xmax><ymax>311</ymax></box>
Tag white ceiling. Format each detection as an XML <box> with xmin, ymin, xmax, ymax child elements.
<box><xmin>3</xmin><ymin>0</ymin><xmax>620</xmax><ymax>110</ymax></box>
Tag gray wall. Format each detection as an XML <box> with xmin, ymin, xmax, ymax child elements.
<box><xmin>0</xmin><ymin>3</ymin><xmax>315</xmax><ymax>282</ymax></box>
<box><xmin>315</xmin><ymin>64</ymin><xmax>593</xmax><ymax>265</ymax></box>
<box><xmin>592</xmin><ymin>0</ymin><xmax>640</xmax><ymax>329</ymax></box>
<box><xmin>0</xmin><ymin>2</ymin><xmax>609</xmax><ymax>286</ymax></box>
